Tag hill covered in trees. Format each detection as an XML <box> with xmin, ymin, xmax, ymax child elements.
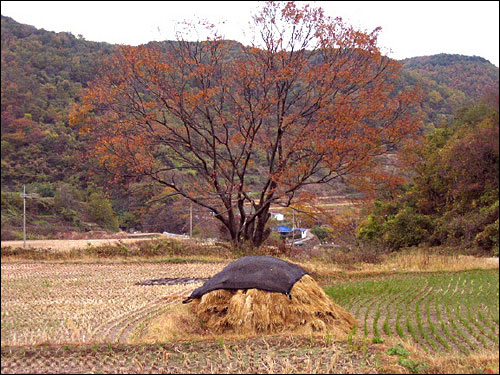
<box><xmin>400</xmin><ymin>54</ymin><xmax>499</xmax><ymax>126</ymax></box>
<box><xmin>1</xmin><ymin>15</ymin><xmax>498</xmax><ymax>241</ymax></box>
<box><xmin>357</xmin><ymin>101</ymin><xmax>499</xmax><ymax>254</ymax></box>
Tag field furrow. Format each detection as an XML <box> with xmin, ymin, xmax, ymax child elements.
<box><xmin>325</xmin><ymin>269</ymin><xmax>499</xmax><ymax>354</ymax></box>
<box><xmin>1</xmin><ymin>262</ymin><xmax>225</xmax><ymax>346</ymax></box>
<box><xmin>2</xmin><ymin>261</ymin><xmax>498</xmax><ymax>362</ymax></box>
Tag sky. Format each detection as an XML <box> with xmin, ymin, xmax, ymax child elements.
<box><xmin>1</xmin><ymin>1</ymin><xmax>499</xmax><ymax>67</ymax></box>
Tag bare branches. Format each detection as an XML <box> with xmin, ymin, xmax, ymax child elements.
<box><xmin>73</xmin><ymin>1</ymin><xmax>422</xmax><ymax>246</ymax></box>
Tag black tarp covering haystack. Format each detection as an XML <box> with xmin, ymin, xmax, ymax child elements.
<box><xmin>183</xmin><ymin>256</ymin><xmax>307</xmax><ymax>303</ymax></box>
<box><xmin>147</xmin><ymin>255</ymin><xmax>357</xmax><ymax>337</ymax></box>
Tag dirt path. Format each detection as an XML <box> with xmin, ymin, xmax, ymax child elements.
<box><xmin>0</xmin><ymin>238</ymin><xmax>157</xmax><ymax>251</ymax></box>
<box><xmin>0</xmin><ymin>233</ymin><xmax>196</xmax><ymax>251</ymax></box>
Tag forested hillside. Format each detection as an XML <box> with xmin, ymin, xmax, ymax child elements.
<box><xmin>1</xmin><ymin>15</ymin><xmax>114</xmax><ymax>190</ymax></box>
<box><xmin>1</xmin><ymin>15</ymin><xmax>498</xmax><ymax>241</ymax></box>
<box><xmin>357</xmin><ymin>101</ymin><xmax>499</xmax><ymax>253</ymax></box>
<box><xmin>400</xmin><ymin>54</ymin><xmax>499</xmax><ymax>126</ymax></box>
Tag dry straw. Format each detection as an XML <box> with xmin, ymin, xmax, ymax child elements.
<box><xmin>144</xmin><ymin>275</ymin><xmax>356</xmax><ymax>342</ymax></box>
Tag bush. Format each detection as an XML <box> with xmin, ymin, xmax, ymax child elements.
<box><xmin>382</xmin><ymin>207</ymin><xmax>434</xmax><ymax>250</ymax></box>
<box><xmin>27</xmin><ymin>182</ymin><xmax>55</xmax><ymax>197</ymax></box>
<box><xmin>86</xmin><ymin>191</ymin><xmax>119</xmax><ymax>232</ymax></box>
<box><xmin>356</xmin><ymin>100</ymin><xmax>499</xmax><ymax>254</ymax></box>
<box><xmin>475</xmin><ymin>219</ymin><xmax>499</xmax><ymax>253</ymax></box>
<box><xmin>356</xmin><ymin>214</ymin><xmax>383</xmax><ymax>243</ymax></box>
<box><xmin>310</xmin><ymin>225</ymin><xmax>332</xmax><ymax>242</ymax></box>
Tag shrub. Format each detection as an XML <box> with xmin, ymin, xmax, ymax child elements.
<box><xmin>356</xmin><ymin>100</ymin><xmax>499</xmax><ymax>253</ymax></box>
<box><xmin>382</xmin><ymin>207</ymin><xmax>434</xmax><ymax>250</ymax></box>
<box><xmin>475</xmin><ymin>219</ymin><xmax>499</xmax><ymax>253</ymax></box>
<box><xmin>86</xmin><ymin>191</ymin><xmax>119</xmax><ymax>232</ymax></box>
<box><xmin>310</xmin><ymin>225</ymin><xmax>332</xmax><ymax>242</ymax></box>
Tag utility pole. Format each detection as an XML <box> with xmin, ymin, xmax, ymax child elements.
<box><xmin>23</xmin><ymin>184</ymin><xmax>26</xmax><ymax>248</ymax></box>
<box><xmin>189</xmin><ymin>201</ymin><xmax>193</xmax><ymax>238</ymax></box>
<box><xmin>292</xmin><ymin>208</ymin><xmax>295</xmax><ymax>246</ymax></box>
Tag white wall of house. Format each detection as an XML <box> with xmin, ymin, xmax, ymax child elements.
<box><xmin>271</xmin><ymin>213</ymin><xmax>284</xmax><ymax>221</ymax></box>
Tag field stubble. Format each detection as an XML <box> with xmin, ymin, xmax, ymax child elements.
<box><xmin>1</xmin><ymin>246</ymin><xmax>499</xmax><ymax>374</ymax></box>
<box><xmin>1</xmin><ymin>262</ymin><xmax>225</xmax><ymax>346</ymax></box>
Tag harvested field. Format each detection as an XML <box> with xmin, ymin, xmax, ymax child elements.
<box><xmin>0</xmin><ymin>336</ymin><xmax>417</xmax><ymax>374</ymax></box>
<box><xmin>1</xmin><ymin>259</ymin><xmax>499</xmax><ymax>373</ymax></box>
<box><xmin>1</xmin><ymin>262</ymin><xmax>227</xmax><ymax>346</ymax></box>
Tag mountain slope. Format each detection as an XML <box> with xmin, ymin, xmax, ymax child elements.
<box><xmin>1</xmin><ymin>15</ymin><xmax>498</xmax><ymax>238</ymax></box>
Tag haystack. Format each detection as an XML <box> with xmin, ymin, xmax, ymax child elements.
<box><xmin>184</xmin><ymin>256</ymin><xmax>356</xmax><ymax>338</ymax></box>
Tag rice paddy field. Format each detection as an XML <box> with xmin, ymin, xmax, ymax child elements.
<box><xmin>325</xmin><ymin>269</ymin><xmax>499</xmax><ymax>354</ymax></box>
<box><xmin>1</xmin><ymin>245</ymin><xmax>499</xmax><ymax>374</ymax></box>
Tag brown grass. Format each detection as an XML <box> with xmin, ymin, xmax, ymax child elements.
<box><xmin>383</xmin><ymin>337</ymin><xmax>500</xmax><ymax>374</ymax></box>
<box><xmin>295</xmin><ymin>249</ymin><xmax>498</xmax><ymax>281</ymax></box>
<box><xmin>383</xmin><ymin>249</ymin><xmax>499</xmax><ymax>272</ymax></box>
<box><xmin>424</xmin><ymin>351</ymin><xmax>500</xmax><ymax>374</ymax></box>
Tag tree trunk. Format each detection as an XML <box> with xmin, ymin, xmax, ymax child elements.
<box><xmin>251</xmin><ymin>205</ymin><xmax>271</xmax><ymax>247</ymax></box>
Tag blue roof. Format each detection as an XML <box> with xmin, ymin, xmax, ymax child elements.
<box><xmin>276</xmin><ymin>225</ymin><xmax>292</xmax><ymax>232</ymax></box>
<box><xmin>275</xmin><ymin>226</ymin><xmax>307</xmax><ymax>233</ymax></box>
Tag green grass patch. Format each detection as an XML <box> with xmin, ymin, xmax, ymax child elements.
<box><xmin>325</xmin><ymin>269</ymin><xmax>499</xmax><ymax>353</ymax></box>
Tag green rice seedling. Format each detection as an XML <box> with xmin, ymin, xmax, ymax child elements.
<box><xmin>406</xmin><ymin>311</ymin><xmax>422</xmax><ymax>348</ymax></box>
<box><xmin>468</xmin><ymin>274</ymin><xmax>499</xmax><ymax>345</ymax></box>
<box><xmin>325</xmin><ymin>279</ymin><xmax>375</xmax><ymax>322</ymax></box>
<box><xmin>401</xmin><ymin>279</ymin><xmax>428</xmax><ymax>347</ymax></box>
<box><xmin>353</xmin><ymin>299</ymin><xmax>363</xmax><ymax>320</ymax></box>
<box><xmin>364</xmin><ymin>306</ymin><xmax>369</xmax><ymax>337</ymax></box>
<box><xmin>343</xmin><ymin>281</ymin><xmax>388</xmax><ymax>338</ymax></box>
<box><xmin>382</xmin><ymin>282</ymin><xmax>410</xmax><ymax>337</ymax></box>
<box><xmin>394</xmin><ymin>283</ymin><xmax>419</xmax><ymax>339</ymax></box>
<box><xmin>386</xmin><ymin>344</ymin><xmax>409</xmax><ymax>358</ymax></box>
<box><xmin>483</xmin><ymin>273</ymin><xmax>499</xmax><ymax>324</ymax></box>
<box><xmin>370</xmin><ymin>283</ymin><xmax>394</xmax><ymax>339</ymax></box>
<box><xmin>446</xmin><ymin>301</ymin><xmax>475</xmax><ymax>351</ymax></box>
<box><xmin>415</xmin><ymin>286</ymin><xmax>438</xmax><ymax>351</ymax></box>
<box><xmin>383</xmin><ymin>319</ymin><xmax>390</xmax><ymax>336</ymax></box>
<box><xmin>477</xmin><ymin>308</ymin><xmax>499</xmax><ymax>344</ymax></box>
<box><xmin>478</xmin><ymin>306</ymin><xmax>499</xmax><ymax>336</ymax></box>
<box><xmin>465</xmin><ymin>297</ymin><xmax>497</xmax><ymax>346</ymax></box>
<box><xmin>435</xmin><ymin>291</ymin><xmax>469</xmax><ymax>355</ymax></box>
<box><xmin>426</xmin><ymin>294</ymin><xmax>450</xmax><ymax>351</ymax></box>
<box><xmin>443</xmin><ymin>274</ymin><xmax>476</xmax><ymax>351</ymax></box>
<box><xmin>373</xmin><ymin>310</ymin><xmax>381</xmax><ymax>339</ymax></box>
<box><xmin>324</xmin><ymin>269</ymin><xmax>498</xmax><ymax>354</ymax></box>
<box><xmin>456</xmin><ymin>298</ymin><xmax>488</xmax><ymax>348</ymax></box>
<box><xmin>347</xmin><ymin>325</ymin><xmax>357</xmax><ymax>347</ymax></box>
<box><xmin>326</xmin><ymin>279</ymin><xmax>371</xmax><ymax>307</ymax></box>
<box><xmin>395</xmin><ymin>316</ymin><xmax>405</xmax><ymax>338</ymax></box>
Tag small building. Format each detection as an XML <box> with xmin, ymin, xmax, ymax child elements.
<box><xmin>276</xmin><ymin>225</ymin><xmax>293</xmax><ymax>238</ymax></box>
<box><xmin>271</xmin><ymin>212</ymin><xmax>284</xmax><ymax>221</ymax></box>
<box><xmin>275</xmin><ymin>225</ymin><xmax>307</xmax><ymax>240</ymax></box>
<box><xmin>295</xmin><ymin>228</ymin><xmax>307</xmax><ymax>239</ymax></box>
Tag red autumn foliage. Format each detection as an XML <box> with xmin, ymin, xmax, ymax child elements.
<box><xmin>71</xmin><ymin>1</ymin><xmax>422</xmax><ymax>246</ymax></box>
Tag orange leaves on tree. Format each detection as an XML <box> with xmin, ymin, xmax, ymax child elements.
<box><xmin>73</xmin><ymin>1</ymin><xmax>422</xmax><ymax>246</ymax></box>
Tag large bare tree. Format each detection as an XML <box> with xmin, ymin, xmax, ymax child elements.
<box><xmin>72</xmin><ymin>1</ymin><xmax>422</xmax><ymax>246</ymax></box>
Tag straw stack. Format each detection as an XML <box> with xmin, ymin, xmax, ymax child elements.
<box><xmin>190</xmin><ymin>274</ymin><xmax>356</xmax><ymax>338</ymax></box>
